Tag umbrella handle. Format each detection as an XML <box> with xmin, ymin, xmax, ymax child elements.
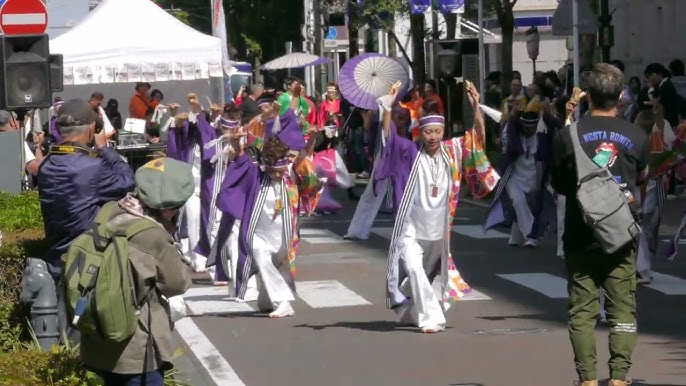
<box><xmin>341</xmin><ymin>106</ymin><xmax>356</xmax><ymax>138</ymax></box>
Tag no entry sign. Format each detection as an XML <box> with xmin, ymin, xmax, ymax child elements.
<box><xmin>0</xmin><ymin>0</ymin><xmax>48</xmax><ymax>35</ymax></box>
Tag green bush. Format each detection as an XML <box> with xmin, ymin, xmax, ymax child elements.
<box><xmin>0</xmin><ymin>344</ymin><xmax>102</xmax><ymax>386</ymax></box>
<box><xmin>0</xmin><ymin>191</ymin><xmax>46</xmax><ymax>352</ymax></box>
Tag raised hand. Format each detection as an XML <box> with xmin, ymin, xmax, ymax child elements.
<box><xmin>389</xmin><ymin>80</ymin><xmax>402</xmax><ymax>98</ymax></box>
<box><xmin>465</xmin><ymin>80</ymin><xmax>480</xmax><ymax>106</ymax></box>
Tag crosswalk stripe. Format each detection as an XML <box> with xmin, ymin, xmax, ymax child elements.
<box><xmin>300</xmin><ymin>228</ymin><xmax>350</xmax><ymax>244</ymax></box>
<box><xmin>643</xmin><ymin>272</ymin><xmax>686</xmax><ymax>295</ymax></box>
<box><xmin>371</xmin><ymin>226</ymin><xmax>508</xmax><ymax>240</ymax></box>
<box><xmin>461</xmin><ymin>289</ymin><xmax>492</xmax><ymax>301</ymax></box>
<box><xmin>497</xmin><ymin>273</ymin><xmax>568</xmax><ymax>299</ymax></box>
<box><xmin>184</xmin><ymin>286</ymin><xmax>255</xmax><ymax>315</ymax></box>
<box><xmin>297</xmin><ymin>280</ymin><xmax>372</xmax><ymax>308</ymax></box>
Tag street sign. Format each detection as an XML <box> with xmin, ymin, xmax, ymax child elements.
<box><xmin>323</xmin><ymin>39</ymin><xmax>337</xmax><ymax>48</ymax></box>
<box><xmin>551</xmin><ymin>0</ymin><xmax>596</xmax><ymax>36</ymax></box>
<box><xmin>0</xmin><ymin>0</ymin><xmax>48</xmax><ymax>35</ymax></box>
<box><xmin>325</xmin><ymin>27</ymin><xmax>337</xmax><ymax>40</ymax></box>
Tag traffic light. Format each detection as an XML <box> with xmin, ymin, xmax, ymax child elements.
<box><xmin>0</xmin><ymin>34</ymin><xmax>53</xmax><ymax>110</ymax></box>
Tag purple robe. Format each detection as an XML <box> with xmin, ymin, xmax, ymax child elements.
<box><xmin>166</xmin><ymin>121</ymin><xmax>195</xmax><ymax>163</ymax></box>
<box><xmin>484</xmin><ymin>116</ymin><xmax>556</xmax><ymax>239</ymax></box>
<box><xmin>372</xmin><ymin>122</ymin><xmax>419</xmax><ymax>212</ymax></box>
<box><xmin>208</xmin><ymin>153</ymin><xmax>262</xmax><ymax>297</ymax></box>
<box><xmin>49</xmin><ymin>116</ymin><xmax>61</xmax><ymax>144</ymax></box>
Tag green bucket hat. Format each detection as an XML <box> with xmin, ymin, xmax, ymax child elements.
<box><xmin>135</xmin><ymin>157</ymin><xmax>194</xmax><ymax>210</ymax></box>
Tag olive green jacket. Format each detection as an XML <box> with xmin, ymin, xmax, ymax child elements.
<box><xmin>80</xmin><ymin>206</ymin><xmax>192</xmax><ymax>374</ymax></box>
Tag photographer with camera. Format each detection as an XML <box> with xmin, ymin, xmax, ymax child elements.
<box><xmin>37</xmin><ymin>99</ymin><xmax>135</xmax><ymax>342</ymax></box>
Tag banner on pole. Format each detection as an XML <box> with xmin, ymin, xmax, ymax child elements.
<box><xmin>437</xmin><ymin>0</ymin><xmax>465</xmax><ymax>14</ymax></box>
<box><xmin>408</xmin><ymin>0</ymin><xmax>431</xmax><ymax>14</ymax></box>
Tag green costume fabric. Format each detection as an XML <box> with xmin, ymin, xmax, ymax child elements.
<box><xmin>565</xmin><ymin>246</ymin><xmax>637</xmax><ymax>382</ymax></box>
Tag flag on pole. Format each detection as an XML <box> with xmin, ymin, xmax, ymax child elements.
<box><xmin>210</xmin><ymin>0</ymin><xmax>233</xmax><ymax>102</ymax></box>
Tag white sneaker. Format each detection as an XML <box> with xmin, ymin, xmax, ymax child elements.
<box><xmin>524</xmin><ymin>239</ymin><xmax>540</xmax><ymax>248</ymax></box>
<box><xmin>269</xmin><ymin>302</ymin><xmax>295</xmax><ymax>318</ymax></box>
<box><xmin>420</xmin><ymin>324</ymin><xmax>445</xmax><ymax>334</ymax></box>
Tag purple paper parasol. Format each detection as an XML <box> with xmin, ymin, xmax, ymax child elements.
<box><xmin>337</xmin><ymin>53</ymin><xmax>410</xmax><ymax>110</ymax></box>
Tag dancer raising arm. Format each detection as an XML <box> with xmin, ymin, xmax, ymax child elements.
<box><xmin>374</xmin><ymin>80</ymin><xmax>500</xmax><ymax>333</ymax></box>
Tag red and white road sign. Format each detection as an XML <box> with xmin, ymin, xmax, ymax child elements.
<box><xmin>0</xmin><ymin>0</ymin><xmax>48</xmax><ymax>35</ymax></box>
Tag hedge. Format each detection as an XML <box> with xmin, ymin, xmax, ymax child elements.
<box><xmin>0</xmin><ymin>192</ymin><xmax>188</xmax><ymax>385</ymax></box>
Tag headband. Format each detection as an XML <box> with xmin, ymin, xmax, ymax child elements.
<box><xmin>219</xmin><ymin>117</ymin><xmax>240</xmax><ymax>129</ymax></box>
<box><xmin>326</xmin><ymin>86</ymin><xmax>337</xmax><ymax>92</ymax></box>
<box><xmin>419</xmin><ymin>115</ymin><xmax>445</xmax><ymax>129</ymax></box>
<box><xmin>262</xmin><ymin>157</ymin><xmax>289</xmax><ymax>169</ymax></box>
<box><xmin>519</xmin><ymin>113</ymin><xmax>539</xmax><ymax>126</ymax></box>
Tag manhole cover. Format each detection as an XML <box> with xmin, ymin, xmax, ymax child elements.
<box><xmin>472</xmin><ymin>328</ymin><xmax>548</xmax><ymax>335</ymax></box>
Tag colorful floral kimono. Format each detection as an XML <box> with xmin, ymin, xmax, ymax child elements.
<box><xmin>209</xmin><ymin>153</ymin><xmax>323</xmax><ymax>298</ymax></box>
<box><xmin>373</xmin><ymin>124</ymin><xmax>499</xmax><ymax>310</ymax></box>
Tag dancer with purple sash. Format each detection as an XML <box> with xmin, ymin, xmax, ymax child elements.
<box><xmin>374</xmin><ymin>81</ymin><xmax>499</xmax><ymax>333</ymax></box>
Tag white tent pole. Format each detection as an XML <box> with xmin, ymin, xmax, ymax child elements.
<box><xmin>572</xmin><ymin>0</ymin><xmax>580</xmax><ymax>88</ymax></box>
<box><xmin>478</xmin><ymin>0</ymin><xmax>485</xmax><ymax>96</ymax></box>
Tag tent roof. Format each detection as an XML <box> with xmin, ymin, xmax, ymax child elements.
<box><xmin>50</xmin><ymin>0</ymin><xmax>223</xmax><ymax>67</ymax></box>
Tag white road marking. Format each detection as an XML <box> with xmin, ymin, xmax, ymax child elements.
<box><xmin>643</xmin><ymin>272</ymin><xmax>686</xmax><ymax>295</ymax></box>
<box><xmin>297</xmin><ymin>280</ymin><xmax>372</xmax><ymax>308</ymax></box>
<box><xmin>184</xmin><ymin>286</ymin><xmax>255</xmax><ymax>315</ymax></box>
<box><xmin>2</xmin><ymin>14</ymin><xmax>47</xmax><ymax>25</ymax></box>
<box><xmin>300</xmin><ymin>228</ymin><xmax>350</xmax><ymax>244</ymax></box>
<box><xmin>371</xmin><ymin>225</ymin><xmax>505</xmax><ymax>241</ymax></box>
<box><xmin>497</xmin><ymin>273</ymin><xmax>568</xmax><ymax>299</ymax></box>
<box><xmin>175</xmin><ymin>317</ymin><xmax>246</xmax><ymax>386</ymax></box>
<box><xmin>451</xmin><ymin>225</ymin><xmax>509</xmax><ymax>239</ymax></box>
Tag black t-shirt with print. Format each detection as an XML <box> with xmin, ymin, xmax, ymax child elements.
<box><xmin>551</xmin><ymin>115</ymin><xmax>649</xmax><ymax>251</ymax></box>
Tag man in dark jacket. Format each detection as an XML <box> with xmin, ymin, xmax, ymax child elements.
<box><xmin>37</xmin><ymin>99</ymin><xmax>135</xmax><ymax>342</ymax></box>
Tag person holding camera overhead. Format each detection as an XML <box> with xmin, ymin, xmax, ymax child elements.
<box><xmin>37</xmin><ymin>99</ymin><xmax>135</xmax><ymax>342</ymax></box>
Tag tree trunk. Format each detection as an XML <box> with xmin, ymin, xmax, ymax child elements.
<box><xmin>348</xmin><ymin>2</ymin><xmax>360</xmax><ymax>57</ymax></box>
<box><xmin>499</xmin><ymin>12</ymin><xmax>515</xmax><ymax>97</ymax></box>
<box><xmin>410</xmin><ymin>13</ymin><xmax>426</xmax><ymax>85</ymax></box>
<box><xmin>444</xmin><ymin>13</ymin><xmax>457</xmax><ymax>40</ymax></box>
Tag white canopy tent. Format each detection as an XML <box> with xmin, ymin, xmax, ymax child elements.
<box><xmin>49</xmin><ymin>0</ymin><xmax>226</xmax><ymax>116</ymax></box>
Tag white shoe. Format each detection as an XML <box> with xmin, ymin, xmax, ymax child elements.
<box><xmin>420</xmin><ymin>324</ymin><xmax>445</xmax><ymax>334</ymax></box>
<box><xmin>524</xmin><ymin>239</ymin><xmax>540</xmax><ymax>248</ymax></box>
<box><xmin>269</xmin><ymin>302</ymin><xmax>295</xmax><ymax>318</ymax></box>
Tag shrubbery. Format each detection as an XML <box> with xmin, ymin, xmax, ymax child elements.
<box><xmin>0</xmin><ymin>192</ymin><xmax>99</xmax><ymax>385</ymax></box>
<box><xmin>0</xmin><ymin>192</ymin><xmax>188</xmax><ymax>386</ymax></box>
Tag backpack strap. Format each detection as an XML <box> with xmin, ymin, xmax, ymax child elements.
<box><xmin>90</xmin><ymin>202</ymin><xmax>120</xmax><ymax>251</ymax></box>
<box><xmin>569</xmin><ymin>121</ymin><xmax>611</xmax><ymax>184</ymax></box>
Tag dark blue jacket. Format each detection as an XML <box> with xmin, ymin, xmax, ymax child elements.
<box><xmin>37</xmin><ymin>143</ymin><xmax>135</xmax><ymax>278</ymax></box>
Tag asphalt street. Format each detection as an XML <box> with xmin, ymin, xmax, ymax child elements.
<box><xmin>171</xmin><ymin>188</ymin><xmax>686</xmax><ymax>386</ymax></box>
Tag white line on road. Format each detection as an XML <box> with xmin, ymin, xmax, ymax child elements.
<box><xmin>643</xmin><ymin>272</ymin><xmax>686</xmax><ymax>295</ymax></box>
<box><xmin>184</xmin><ymin>286</ymin><xmax>255</xmax><ymax>315</ymax></box>
<box><xmin>497</xmin><ymin>273</ymin><xmax>568</xmax><ymax>299</ymax></box>
<box><xmin>175</xmin><ymin>317</ymin><xmax>245</xmax><ymax>386</ymax></box>
<box><xmin>297</xmin><ymin>280</ymin><xmax>372</xmax><ymax>308</ymax></box>
<box><xmin>300</xmin><ymin>228</ymin><xmax>350</xmax><ymax>244</ymax></box>
<box><xmin>460</xmin><ymin>289</ymin><xmax>492</xmax><ymax>301</ymax></box>
<box><xmin>2</xmin><ymin>14</ymin><xmax>47</xmax><ymax>25</ymax></box>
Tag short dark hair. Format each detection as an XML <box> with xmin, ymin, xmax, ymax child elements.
<box><xmin>285</xmin><ymin>77</ymin><xmax>299</xmax><ymax>87</ymax></box>
<box><xmin>261</xmin><ymin>136</ymin><xmax>289</xmax><ymax>166</ymax></box>
<box><xmin>669</xmin><ymin>59</ymin><xmax>685</xmax><ymax>77</ymax></box>
<box><xmin>90</xmin><ymin>92</ymin><xmax>104</xmax><ymax>101</ymax></box>
<box><xmin>587</xmin><ymin>63</ymin><xmax>624</xmax><ymax>111</ymax></box>
<box><xmin>421</xmin><ymin>98</ymin><xmax>441</xmax><ymax>115</ymax></box>
<box><xmin>610</xmin><ymin>60</ymin><xmax>625</xmax><ymax>73</ymax></box>
<box><xmin>644</xmin><ymin>63</ymin><xmax>668</xmax><ymax>78</ymax></box>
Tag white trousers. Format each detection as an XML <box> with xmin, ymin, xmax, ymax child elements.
<box><xmin>181</xmin><ymin>194</ymin><xmax>207</xmax><ymax>272</ymax></box>
<box><xmin>397</xmin><ymin>238</ymin><xmax>447</xmax><ymax>328</ymax></box>
<box><xmin>506</xmin><ymin>180</ymin><xmax>535</xmax><ymax>242</ymax></box>
<box><xmin>637</xmin><ymin>181</ymin><xmax>660</xmax><ymax>278</ymax></box>
<box><xmin>252</xmin><ymin>238</ymin><xmax>295</xmax><ymax>310</ymax></box>
<box><xmin>347</xmin><ymin>178</ymin><xmax>388</xmax><ymax>239</ymax></box>
<box><xmin>226</xmin><ymin>220</ymin><xmax>257</xmax><ymax>297</ymax></box>
<box><xmin>557</xmin><ymin>195</ymin><xmax>566</xmax><ymax>257</ymax></box>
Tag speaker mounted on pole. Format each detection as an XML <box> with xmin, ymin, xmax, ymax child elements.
<box><xmin>0</xmin><ymin>34</ymin><xmax>52</xmax><ymax>110</ymax></box>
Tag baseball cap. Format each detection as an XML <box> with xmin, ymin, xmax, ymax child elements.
<box><xmin>135</xmin><ymin>157</ymin><xmax>194</xmax><ymax>210</ymax></box>
<box><xmin>55</xmin><ymin>99</ymin><xmax>100</xmax><ymax>127</ymax></box>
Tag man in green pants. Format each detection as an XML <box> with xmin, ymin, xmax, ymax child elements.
<box><xmin>551</xmin><ymin>63</ymin><xmax>649</xmax><ymax>386</ymax></box>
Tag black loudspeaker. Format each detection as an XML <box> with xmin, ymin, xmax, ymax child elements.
<box><xmin>0</xmin><ymin>34</ymin><xmax>52</xmax><ymax>110</ymax></box>
<box><xmin>49</xmin><ymin>54</ymin><xmax>64</xmax><ymax>92</ymax></box>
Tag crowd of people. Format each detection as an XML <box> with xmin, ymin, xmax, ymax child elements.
<box><xmin>1</xmin><ymin>52</ymin><xmax>684</xmax><ymax>386</ymax></box>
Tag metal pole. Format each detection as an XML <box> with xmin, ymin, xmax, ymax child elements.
<box><xmin>477</xmin><ymin>0</ymin><xmax>485</xmax><ymax>97</ymax></box>
<box><xmin>572</xmin><ymin>0</ymin><xmax>580</xmax><ymax>88</ymax></box>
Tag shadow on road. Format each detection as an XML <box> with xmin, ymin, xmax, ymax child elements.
<box><xmin>293</xmin><ymin>320</ymin><xmax>453</xmax><ymax>333</ymax></box>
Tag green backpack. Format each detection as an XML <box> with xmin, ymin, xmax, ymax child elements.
<box><xmin>61</xmin><ymin>201</ymin><xmax>158</xmax><ymax>342</ymax></box>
